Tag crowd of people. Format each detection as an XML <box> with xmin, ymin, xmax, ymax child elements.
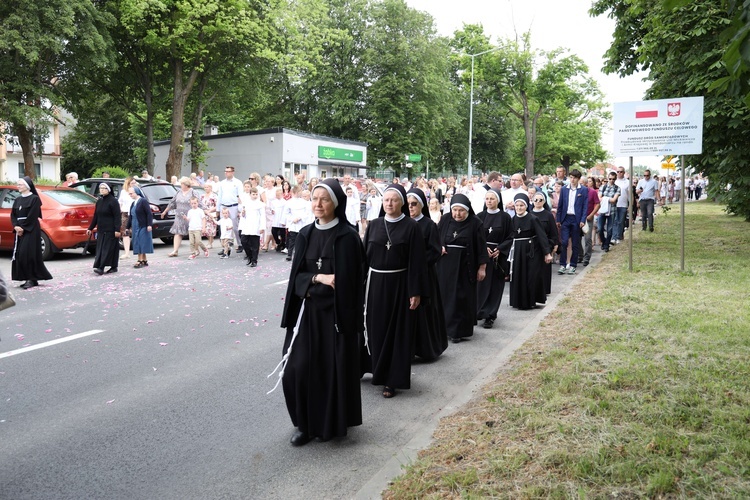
<box><xmin>9</xmin><ymin>165</ymin><xmax>705</xmax><ymax>450</ymax></box>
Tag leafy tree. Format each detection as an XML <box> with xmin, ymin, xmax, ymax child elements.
<box><xmin>478</xmin><ymin>34</ymin><xmax>606</xmax><ymax>178</ymax></box>
<box><xmin>118</xmin><ymin>0</ymin><xmax>276</xmax><ymax>180</ymax></box>
<box><xmin>0</xmin><ymin>0</ymin><xmax>113</xmax><ymax>178</ymax></box>
<box><xmin>363</xmin><ymin>0</ymin><xmax>460</xmax><ymax>176</ymax></box>
<box><xmin>591</xmin><ymin>0</ymin><xmax>750</xmax><ymax>219</ymax></box>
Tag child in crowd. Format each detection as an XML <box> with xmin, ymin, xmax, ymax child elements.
<box><xmin>218</xmin><ymin>208</ymin><xmax>234</xmax><ymax>258</ymax></box>
<box><xmin>284</xmin><ymin>185</ymin><xmax>312</xmax><ymax>262</ymax></box>
<box><xmin>185</xmin><ymin>196</ymin><xmax>209</xmax><ymax>259</ymax></box>
<box><xmin>345</xmin><ymin>186</ymin><xmax>360</xmax><ymax>230</ymax></box>
<box><xmin>270</xmin><ymin>187</ymin><xmax>288</xmax><ymax>253</ymax></box>
<box><xmin>239</xmin><ymin>184</ymin><xmax>265</xmax><ymax>267</ymax></box>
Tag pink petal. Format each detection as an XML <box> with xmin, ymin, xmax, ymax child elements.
<box><xmin>45</xmin><ymin>329</ymin><xmax>52</xmax><ymax>333</ymax></box>
<box><xmin>106</xmin><ymin>399</ymin><xmax>115</xmax><ymax>405</ymax></box>
<box><xmin>159</xmin><ymin>342</ymin><xmax>168</xmax><ymax>346</ymax></box>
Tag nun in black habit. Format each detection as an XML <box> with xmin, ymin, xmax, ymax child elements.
<box><xmin>500</xmin><ymin>192</ymin><xmax>553</xmax><ymax>310</ymax></box>
<box><xmin>11</xmin><ymin>177</ymin><xmax>53</xmax><ymax>289</ymax></box>
<box><xmin>406</xmin><ymin>188</ymin><xmax>447</xmax><ymax>361</ymax></box>
<box><xmin>476</xmin><ymin>189</ymin><xmax>513</xmax><ymax>329</ymax></box>
<box><xmin>530</xmin><ymin>193</ymin><xmax>559</xmax><ymax>295</ymax></box>
<box><xmin>362</xmin><ymin>184</ymin><xmax>427</xmax><ymax>398</ymax></box>
<box><xmin>273</xmin><ymin>179</ymin><xmax>366</xmax><ymax>446</ymax></box>
<box><xmin>436</xmin><ymin>193</ymin><xmax>488</xmax><ymax>342</ymax></box>
<box><xmin>87</xmin><ymin>183</ymin><xmax>122</xmax><ymax>275</ymax></box>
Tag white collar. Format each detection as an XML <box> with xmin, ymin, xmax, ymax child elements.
<box><xmin>21</xmin><ymin>191</ymin><xmax>33</xmax><ymax>197</ymax></box>
<box><xmin>532</xmin><ymin>208</ymin><xmax>544</xmax><ymax>212</ymax></box>
<box><xmin>516</xmin><ymin>211</ymin><xmax>528</xmax><ymax>217</ymax></box>
<box><xmin>385</xmin><ymin>213</ymin><xmax>405</xmax><ymax>222</ymax></box>
<box><xmin>486</xmin><ymin>208</ymin><xmax>500</xmax><ymax>214</ymax></box>
<box><xmin>412</xmin><ymin>213</ymin><xmax>424</xmax><ymax>222</ymax></box>
<box><xmin>315</xmin><ymin>217</ymin><xmax>340</xmax><ymax>230</ymax></box>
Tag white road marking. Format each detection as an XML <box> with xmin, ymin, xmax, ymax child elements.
<box><xmin>0</xmin><ymin>329</ymin><xmax>105</xmax><ymax>360</ymax></box>
<box><xmin>272</xmin><ymin>279</ymin><xmax>289</xmax><ymax>286</ymax></box>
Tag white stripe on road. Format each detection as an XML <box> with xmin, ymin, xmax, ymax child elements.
<box><xmin>272</xmin><ymin>279</ymin><xmax>289</xmax><ymax>286</ymax></box>
<box><xmin>0</xmin><ymin>329</ymin><xmax>105</xmax><ymax>360</ymax></box>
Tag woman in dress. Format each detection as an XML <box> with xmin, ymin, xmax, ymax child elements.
<box><xmin>273</xmin><ymin>178</ymin><xmax>365</xmax><ymax>446</ymax></box>
<box><xmin>161</xmin><ymin>177</ymin><xmax>196</xmax><ymax>257</ymax></box>
<box><xmin>476</xmin><ymin>189</ymin><xmax>513</xmax><ymax>329</ymax></box>
<box><xmin>127</xmin><ymin>186</ymin><xmax>154</xmax><ymax>268</ymax></box>
<box><xmin>11</xmin><ymin>177</ymin><xmax>53</xmax><ymax>289</ymax></box>
<box><xmin>118</xmin><ymin>176</ymin><xmax>135</xmax><ymax>259</ymax></box>
<box><xmin>501</xmin><ymin>193</ymin><xmax>553</xmax><ymax>310</ymax></box>
<box><xmin>436</xmin><ymin>193</ymin><xmax>488</xmax><ymax>342</ymax></box>
<box><xmin>199</xmin><ymin>182</ymin><xmax>218</xmax><ymax>248</ymax></box>
<box><xmin>87</xmin><ymin>183</ymin><xmax>121</xmax><ymax>275</ymax></box>
<box><xmin>363</xmin><ymin>184</ymin><xmax>427</xmax><ymax>398</ymax></box>
<box><xmin>530</xmin><ymin>193</ymin><xmax>559</xmax><ymax>295</ymax></box>
<box><xmin>406</xmin><ymin>188</ymin><xmax>447</xmax><ymax>361</ymax></box>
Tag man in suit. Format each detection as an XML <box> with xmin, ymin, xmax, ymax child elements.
<box><xmin>555</xmin><ymin>169</ymin><xmax>589</xmax><ymax>275</ymax></box>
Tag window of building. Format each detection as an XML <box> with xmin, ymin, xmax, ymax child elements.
<box><xmin>18</xmin><ymin>162</ymin><xmax>41</xmax><ymax>178</ymax></box>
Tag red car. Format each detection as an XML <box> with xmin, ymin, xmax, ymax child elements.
<box><xmin>0</xmin><ymin>184</ymin><xmax>98</xmax><ymax>260</ymax></box>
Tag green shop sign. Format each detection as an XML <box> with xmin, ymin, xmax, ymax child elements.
<box><xmin>318</xmin><ymin>146</ymin><xmax>363</xmax><ymax>162</ymax></box>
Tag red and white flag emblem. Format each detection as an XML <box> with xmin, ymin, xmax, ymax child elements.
<box><xmin>635</xmin><ymin>106</ymin><xmax>658</xmax><ymax>119</ymax></box>
<box><xmin>667</xmin><ymin>102</ymin><xmax>681</xmax><ymax>116</ymax></box>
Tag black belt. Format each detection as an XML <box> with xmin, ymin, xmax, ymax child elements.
<box><xmin>222</xmin><ymin>203</ymin><xmax>238</xmax><ymax>207</ymax></box>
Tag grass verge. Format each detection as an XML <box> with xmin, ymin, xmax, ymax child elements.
<box><xmin>385</xmin><ymin>201</ymin><xmax>750</xmax><ymax>498</ymax></box>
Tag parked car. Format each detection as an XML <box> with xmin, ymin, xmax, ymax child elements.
<box><xmin>69</xmin><ymin>178</ymin><xmax>179</xmax><ymax>244</ymax></box>
<box><xmin>0</xmin><ymin>184</ymin><xmax>98</xmax><ymax>260</ymax></box>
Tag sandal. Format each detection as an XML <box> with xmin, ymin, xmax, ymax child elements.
<box><xmin>134</xmin><ymin>261</ymin><xmax>145</xmax><ymax>268</ymax></box>
<box><xmin>382</xmin><ymin>387</ymin><xmax>396</xmax><ymax>399</ymax></box>
<box><xmin>168</xmin><ymin>252</ymin><xmax>178</xmax><ymax>257</ymax></box>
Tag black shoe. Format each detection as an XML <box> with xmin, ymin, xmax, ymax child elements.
<box><xmin>290</xmin><ymin>429</ymin><xmax>311</xmax><ymax>446</ymax></box>
<box><xmin>285</xmin><ymin>256</ymin><xmax>292</xmax><ymax>261</ymax></box>
<box><xmin>20</xmin><ymin>280</ymin><xmax>38</xmax><ymax>289</ymax></box>
<box><xmin>217</xmin><ymin>250</ymin><xmax>225</xmax><ymax>256</ymax></box>
<box><xmin>649</xmin><ymin>227</ymin><xmax>654</xmax><ymax>232</ymax></box>
<box><xmin>227</xmin><ymin>249</ymin><xmax>231</xmax><ymax>257</ymax></box>
<box><xmin>582</xmin><ymin>260</ymin><xmax>589</xmax><ymax>267</ymax></box>
<box><xmin>450</xmin><ymin>337</ymin><xmax>462</xmax><ymax>344</ymax></box>
<box><xmin>236</xmin><ymin>247</ymin><xmax>243</xmax><ymax>253</ymax></box>
<box><xmin>482</xmin><ymin>319</ymin><xmax>493</xmax><ymax>329</ymax></box>
<box><xmin>94</xmin><ymin>268</ymin><xmax>104</xmax><ymax>275</ymax></box>
<box><xmin>105</xmin><ymin>268</ymin><xmax>118</xmax><ymax>274</ymax></box>
<box><xmin>250</xmin><ymin>262</ymin><xmax>257</xmax><ymax>267</ymax></box>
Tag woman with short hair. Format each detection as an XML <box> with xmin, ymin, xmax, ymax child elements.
<box><xmin>161</xmin><ymin>177</ymin><xmax>196</xmax><ymax>257</ymax></box>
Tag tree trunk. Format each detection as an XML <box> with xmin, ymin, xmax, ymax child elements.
<box><xmin>522</xmin><ymin>104</ymin><xmax>534</xmax><ymax>179</ymax></box>
<box><xmin>165</xmin><ymin>59</ymin><xmax>186</xmax><ymax>182</ymax></box>
<box><xmin>144</xmin><ymin>87</ymin><xmax>155</xmax><ymax>174</ymax></box>
<box><xmin>15</xmin><ymin>125</ymin><xmax>37</xmax><ymax>179</ymax></box>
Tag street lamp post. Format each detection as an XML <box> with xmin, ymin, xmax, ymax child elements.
<box><xmin>467</xmin><ymin>46</ymin><xmax>503</xmax><ymax>178</ymax></box>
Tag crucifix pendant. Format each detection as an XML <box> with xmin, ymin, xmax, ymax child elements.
<box><xmin>453</xmin><ymin>231</ymin><xmax>458</xmax><ymax>238</ymax></box>
<box><xmin>517</xmin><ymin>228</ymin><xmax>522</xmax><ymax>234</ymax></box>
<box><xmin>386</xmin><ymin>241</ymin><xmax>392</xmax><ymax>250</ymax></box>
<box><xmin>316</xmin><ymin>258</ymin><xmax>323</xmax><ymax>270</ymax></box>
<box><xmin>488</xmin><ymin>227</ymin><xmax>493</xmax><ymax>233</ymax></box>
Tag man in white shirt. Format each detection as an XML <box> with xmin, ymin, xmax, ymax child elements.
<box><xmin>215</xmin><ymin>165</ymin><xmax>244</xmax><ymax>254</ymax></box>
<box><xmin>612</xmin><ymin>166</ymin><xmax>630</xmax><ymax>243</ymax></box>
<box><xmin>501</xmin><ymin>173</ymin><xmax>526</xmax><ymax>217</ymax></box>
<box><xmin>636</xmin><ymin>169</ymin><xmax>660</xmax><ymax>232</ymax></box>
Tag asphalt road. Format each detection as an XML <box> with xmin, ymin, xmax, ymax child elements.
<box><xmin>0</xmin><ymin>240</ymin><xmax>592</xmax><ymax>499</ymax></box>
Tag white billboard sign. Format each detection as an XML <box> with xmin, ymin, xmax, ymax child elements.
<box><xmin>613</xmin><ymin>96</ymin><xmax>704</xmax><ymax>156</ymax></box>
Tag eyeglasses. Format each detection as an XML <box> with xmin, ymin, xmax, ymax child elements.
<box><xmin>617</xmin><ymin>170</ymin><xmax>625</xmax><ymax>173</ymax></box>
<box><xmin>533</xmin><ymin>199</ymin><xmax>544</xmax><ymax>203</ymax></box>
<box><xmin>407</xmin><ymin>202</ymin><xmax>419</xmax><ymax>207</ymax></box>
<box><xmin>609</xmin><ymin>176</ymin><xmax>616</xmax><ymax>180</ymax></box>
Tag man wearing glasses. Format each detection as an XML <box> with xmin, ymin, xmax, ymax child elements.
<box><xmin>216</xmin><ymin>166</ymin><xmax>244</xmax><ymax>253</ymax></box>
<box><xmin>598</xmin><ymin>173</ymin><xmax>621</xmax><ymax>252</ymax></box>
<box><xmin>501</xmin><ymin>173</ymin><xmax>526</xmax><ymax>217</ymax></box>
<box><xmin>636</xmin><ymin>169</ymin><xmax>660</xmax><ymax>232</ymax></box>
<box><xmin>612</xmin><ymin>167</ymin><xmax>630</xmax><ymax>243</ymax></box>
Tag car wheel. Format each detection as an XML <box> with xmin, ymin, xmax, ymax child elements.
<box><xmin>41</xmin><ymin>232</ymin><xmax>53</xmax><ymax>261</ymax></box>
<box><xmin>161</xmin><ymin>237</ymin><xmax>174</xmax><ymax>245</ymax></box>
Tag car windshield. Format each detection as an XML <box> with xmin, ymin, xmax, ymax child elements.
<box><xmin>43</xmin><ymin>190</ymin><xmax>97</xmax><ymax>205</ymax></box>
<box><xmin>141</xmin><ymin>184</ymin><xmax>177</xmax><ymax>202</ymax></box>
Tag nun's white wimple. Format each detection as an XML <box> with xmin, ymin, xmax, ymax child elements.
<box><xmin>312</xmin><ymin>184</ymin><xmax>339</xmax><ymax>208</ymax></box>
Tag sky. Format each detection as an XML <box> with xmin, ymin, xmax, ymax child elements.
<box><xmin>404</xmin><ymin>0</ymin><xmax>662</xmax><ymax>169</ymax></box>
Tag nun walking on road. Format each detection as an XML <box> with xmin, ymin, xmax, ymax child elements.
<box><xmin>11</xmin><ymin>177</ymin><xmax>53</xmax><ymax>289</ymax></box>
<box><xmin>272</xmin><ymin>179</ymin><xmax>366</xmax><ymax>446</ymax></box>
<box><xmin>436</xmin><ymin>193</ymin><xmax>488</xmax><ymax>343</ymax></box>
<box><xmin>87</xmin><ymin>183</ymin><xmax>121</xmax><ymax>275</ymax></box>
<box><xmin>476</xmin><ymin>189</ymin><xmax>513</xmax><ymax>329</ymax></box>
<box><xmin>362</xmin><ymin>184</ymin><xmax>427</xmax><ymax>399</ymax></box>
<box><xmin>501</xmin><ymin>193</ymin><xmax>553</xmax><ymax>310</ymax></box>
<box><xmin>406</xmin><ymin>188</ymin><xmax>447</xmax><ymax>361</ymax></box>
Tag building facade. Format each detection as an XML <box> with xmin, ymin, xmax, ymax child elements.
<box><xmin>154</xmin><ymin>127</ymin><xmax>368</xmax><ymax>183</ymax></box>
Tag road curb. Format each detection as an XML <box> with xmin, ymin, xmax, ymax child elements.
<box><xmin>355</xmin><ymin>253</ymin><xmax>601</xmax><ymax>499</ymax></box>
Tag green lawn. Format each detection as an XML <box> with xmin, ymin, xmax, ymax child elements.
<box><xmin>385</xmin><ymin>201</ymin><xmax>750</xmax><ymax>498</ymax></box>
